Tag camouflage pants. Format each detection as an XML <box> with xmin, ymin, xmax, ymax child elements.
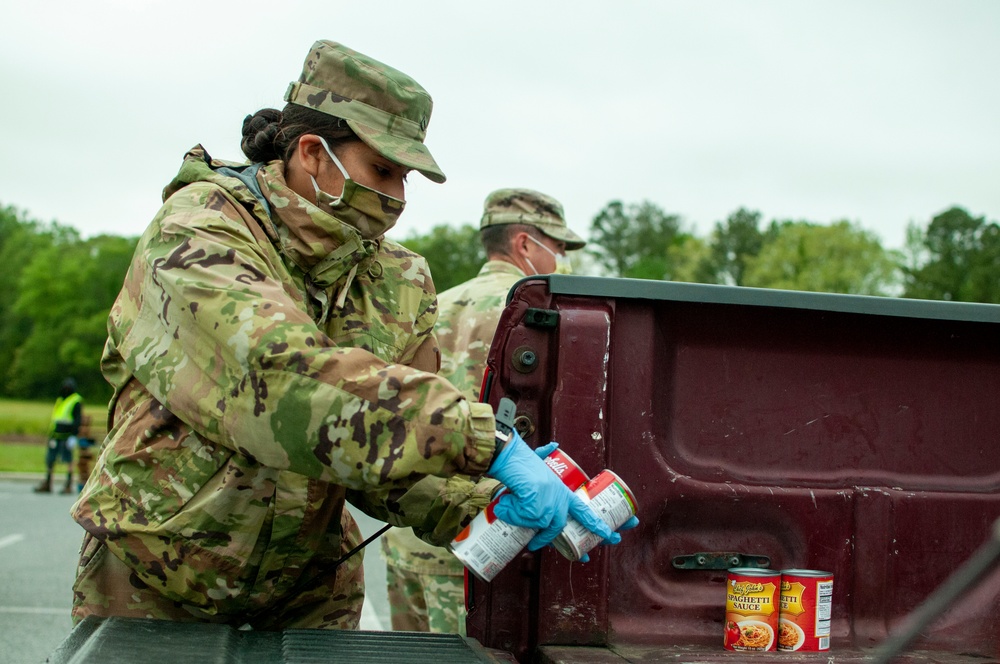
<box><xmin>71</xmin><ymin>533</ymin><xmax>365</xmax><ymax>630</ymax></box>
<box><xmin>385</xmin><ymin>565</ymin><xmax>465</xmax><ymax>634</ymax></box>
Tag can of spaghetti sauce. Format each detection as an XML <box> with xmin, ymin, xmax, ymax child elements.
<box><xmin>552</xmin><ymin>470</ymin><xmax>638</xmax><ymax>561</ymax></box>
<box><xmin>778</xmin><ymin>569</ymin><xmax>834</xmax><ymax>651</ymax></box>
<box><xmin>451</xmin><ymin>448</ymin><xmax>589</xmax><ymax>582</ymax></box>
<box><xmin>724</xmin><ymin>568</ymin><xmax>779</xmax><ymax>651</ymax></box>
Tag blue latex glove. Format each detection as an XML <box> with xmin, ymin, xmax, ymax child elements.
<box><xmin>536</xmin><ymin>443</ymin><xmax>640</xmax><ymax>531</ymax></box>
<box><xmin>532</xmin><ymin>441</ymin><xmax>559</xmax><ymax>459</ymax></box>
<box><xmin>575</xmin><ymin>515</ymin><xmax>641</xmax><ymax>561</ymax></box>
<box><xmin>534</xmin><ymin>442</ymin><xmax>640</xmax><ymax>562</ymax></box>
<box><xmin>487</xmin><ymin>431</ymin><xmax>620</xmax><ymax>551</ymax></box>
<box><xmin>618</xmin><ymin>516</ymin><xmax>640</xmax><ymax>531</ymax></box>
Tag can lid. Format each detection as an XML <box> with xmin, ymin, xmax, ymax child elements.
<box><xmin>779</xmin><ymin>569</ymin><xmax>833</xmax><ymax>576</ymax></box>
<box><xmin>727</xmin><ymin>568</ymin><xmax>779</xmax><ymax>576</ymax></box>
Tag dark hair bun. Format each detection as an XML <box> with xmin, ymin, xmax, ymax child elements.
<box><xmin>241</xmin><ymin>108</ymin><xmax>284</xmax><ymax>163</ymax></box>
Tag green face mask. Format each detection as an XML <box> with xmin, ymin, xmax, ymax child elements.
<box><xmin>310</xmin><ymin>136</ymin><xmax>406</xmax><ymax>239</ymax></box>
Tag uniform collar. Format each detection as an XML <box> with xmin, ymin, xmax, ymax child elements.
<box><xmin>256</xmin><ymin>162</ymin><xmax>379</xmax><ymax>288</ymax></box>
<box><xmin>479</xmin><ymin>259</ymin><xmax>527</xmax><ymax>279</ymax></box>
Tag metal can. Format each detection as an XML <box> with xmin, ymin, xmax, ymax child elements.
<box><xmin>552</xmin><ymin>470</ymin><xmax>638</xmax><ymax>561</ymax></box>
<box><xmin>451</xmin><ymin>448</ymin><xmax>588</xmax><ymax>582</ymax></box>
<box><xmin>778</xmin><ymin>569</ymin><xmax>834</xmax><ymax>651</ymax></box>
<box><xmin>541</xmin><ymin>448</ymin><xmax>589</xmax><ymax>491</ymax></box>
<box><xmin>724</xmin><ymin>568</ymin><xmax>779</xmax><ymax>651</ymax></box>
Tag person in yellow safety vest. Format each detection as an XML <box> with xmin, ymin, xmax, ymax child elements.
<box><xmin>35</xmin><ymin>378</ymin><xmax>83</xmax><ymax>494</ymax></box>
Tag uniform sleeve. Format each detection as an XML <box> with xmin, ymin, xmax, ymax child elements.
<box><xmin>347</xmin><ymin>474</ymin><xmax>501</xmax><ymax>547</ymax></box>
<box><xmin>345</xmin><ymin>265</ymin><xmax>501</xmax><ymax>540</ymax></box>
<box><xmin>119</xmin><ymin>186</ymin><xmax>496</xmax><ymax>489</ymax></box>
<box><xmin>395</xmin><ymin>265</ymin><xmax>441</xmax><ymax>375</ymax></box>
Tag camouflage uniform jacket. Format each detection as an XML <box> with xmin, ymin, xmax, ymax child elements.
<box><xmin>382</xmin><ymin>260</ymin><xmax>524</xmax><ymax>575</ymax></box>
<box><xmin>72</xmin><ymin>146</ymin><xmax>497</xmax><ymax>614</ymax></box>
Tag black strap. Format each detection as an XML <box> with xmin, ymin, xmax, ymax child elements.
<box><xmin>493</xmin><ymin>397</ymin><xmax>517</xmax><ymax>459</ymax></box>
<box><xmin>333</xmin><ymin>523</ymin><xmax>393</xmax><ymax>568</ymax></box>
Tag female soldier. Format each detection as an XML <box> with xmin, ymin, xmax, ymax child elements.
<box><xmin>71</xmin><ymin>39</ymin><xmax>619</xmax><ymax>630</ymax></box>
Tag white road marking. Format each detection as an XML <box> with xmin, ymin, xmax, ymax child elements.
<box><xmin>0</xmin><ymin>533</ymin><xmax>26</xmax><ymax>550</ymax></box>
<box><xmin>360</xmin><ymin>594</ymin><xmax>385</xmax><ymax>631</ymax></box>
<box><xmin>0</xmin><ymin>606</ymin><xmax>69</xmax><ymax>615</ymax></box>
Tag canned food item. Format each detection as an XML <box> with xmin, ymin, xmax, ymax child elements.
<box><xmin>552</xmin><ymin>470</ymin><xmax>638</xmax><ymax>561</ymax></box>
<box><xmin>724</xmin><ymin>568</ymin><xmax>779</xmax><ymax>651</ymax></box>
<box><xmin>541</xmin><ymin>448</ymin><xmax>589</xmax><ymax>491</ymax></box>
<box><xmin>451</xmin><ymin>448</ymin><xmax>588</xmax><ymax>582</ymax></box>
<box><xmin>778</xmin><ymin>569</ymin><xmax>834</xmax><ymax>651</ymax></box>
<box><xmin>450</xmin><ymin>497</ymin><xmax>534</xmax><ymax>582</ymax></box>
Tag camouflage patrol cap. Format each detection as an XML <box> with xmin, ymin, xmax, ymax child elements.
<box><xmin>284</xmin><ymin>40</ymin><xmax>446</xmax><ymax>183</ymax></box>
<box><xmin>480</xmin><ymin>188</ymin><xmax>586</xmax><ymax>250</ymax></box>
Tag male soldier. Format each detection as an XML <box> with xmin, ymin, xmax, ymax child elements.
<box><xmin>382</xmin><ymin>188</ymin><xmax>585</xmax><ymax>633</ymax></box>
<box><xmin>35</xmin><ymin>378</ymin><xmax>83</xmax><ymax>494</ymax></box>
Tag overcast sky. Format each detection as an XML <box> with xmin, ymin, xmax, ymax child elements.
<box><xmin>2</xmin><ymin>1</ymin><xmax>998</xmax><ymax>251</ymax></box>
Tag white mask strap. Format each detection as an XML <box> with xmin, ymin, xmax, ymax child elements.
<box><xmin>310</xmin><ymin>136</ymin><xmax>350</xmax><ymax>201</ymax></box>
<box><xmin>527</xmin><ymin>233</ymin><xmax>574</xmax><ymax>275</ymax></box>
<box><xmin>317</xmin><ymin>136</ymin><xmax>350</xmax><ymax>179</ymax></box>
<box><xmin>527</xmin><ymin>233</ymin><xmax>559</xmax><ymax>259</ymax></box>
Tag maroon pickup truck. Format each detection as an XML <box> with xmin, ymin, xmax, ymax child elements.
<box><xmin>48</xmin><ymin>275</ymin><xmax>1000</xmax><ymax>663</ymax></box>
<box><xmin>468</xmin><ymin>274</ymin><xmax>1000</xmax><ymax>663</ymax></box>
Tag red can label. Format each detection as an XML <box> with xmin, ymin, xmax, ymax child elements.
<box><xmin>778</xmin><ymin>569</ymin><xmax>833</xmax><ymax>651</ymax></box>
<box><xmin>542</xmin><ymin>449</ymin><xmax>589</xmax><ymax>492</ymax></box>
<box><xmin>724</xmin><ymin>569</ymin><xmax>779</xmax><ymax>651</ymax></box>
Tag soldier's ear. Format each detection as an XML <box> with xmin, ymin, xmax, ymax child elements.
<box><xmin>511</xmin><ymin>231</ymin><xmax>532</xmax><ymax>257</ymax></box>
<box><xmin>296</xmin><ymin>135</ymin><xmax>325</xmax><ymax>178</ymax></box>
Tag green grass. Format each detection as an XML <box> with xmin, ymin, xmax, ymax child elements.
<box><xmin>0</xmin><ymin>398</ymin><xmax>105</xmax><ymax>473</ymax></box>
<box><xmin>0</xmin><ymin>399</ymin><xmax>50</xmax><ymax>472</ymax></box>
<box><xmin>0</xmin><ymin>443</ymin><xmax>48</xmax><ymax>473</ymax></box>
<box><xmin>0</xmin><ymin>398</ymin><xmax>52</xmax><ymax>437</ymax></box>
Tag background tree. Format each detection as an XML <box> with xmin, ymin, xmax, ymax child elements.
<box><xmin>666</xmin><ymin>235</ymin><xmax>711</xmax><ymax>283</ymax></box>
<box><xmin>695</xmin><ymin>207</ymin><xmax>765</xmax><ymax>285</ymax></box>
<box><xmin>902</xmin><ymin>207</ymin><xmax>1000</xmax><ymax>303</ymax></box>
<box><xmin>9</xmin><ymin>234</ymin><xmax>132</xmax><ymax>399</ymax></box>
<box><xmin>742</xmin><ymin>220</ymin><xmax>900</xmax><ymax>295</ymax></box>
<box><xmin>397</xmin><ymin>223</ymin><xmax>485</xmax><ymax>293</ymax></box>
<box><xmin>4</xmin><ymin>196</ymin><xmax>999</xmax><ymax>403</ymax></box>
<box><xmin>4</xmin><ymin>218</ymin><xmax>137</xmax><ymax>401</ymax></box>
<box><xmin>588</xmin><ymin>200</ymin><xmax>683</xmax><ymax>279</ymax></box>
<box><xmin>0</xmin><ymin>206</ymin><xmax>49</xmax><ymax>393</ymax></box>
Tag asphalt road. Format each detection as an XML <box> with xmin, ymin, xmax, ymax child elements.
<box><xmin>0</xmin><ymin>477</ymin><xmax>392</xmax><ymax>664</ymax></box>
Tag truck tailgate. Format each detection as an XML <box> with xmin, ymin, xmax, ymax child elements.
<box><xmin>467</xmin><ymin>275</ymin><xmax>1000</xmax><ymax>662</ymax></box>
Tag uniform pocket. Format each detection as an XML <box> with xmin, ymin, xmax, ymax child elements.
<box><xmin>104</xmin><ymin>397</ymin><xmax>233</xmax><ymax>523</ymax></box>
<box><xmin>75</xmin><ymin>533</ymin><xmax>106</xmax><ymax>575</ymax></box>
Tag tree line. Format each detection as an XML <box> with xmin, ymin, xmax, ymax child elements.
<box><xmin>1</xmin><ymin>201</ymin><xmax>996</xmax><ymax>402</ymax></box>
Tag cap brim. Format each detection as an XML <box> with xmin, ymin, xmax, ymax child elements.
<box><xmin>538</xmin><ymin>223</ymin><xmax>586</xmax><ymax>251</ymax></box>
<box><xmin>347</xmin><ymin>120</ymin><xmax>446</xmax><ymax>184</ymax></box>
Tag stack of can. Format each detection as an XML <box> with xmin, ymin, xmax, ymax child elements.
<box><xmin>724</xmin><ymin>567</ymin><xmax>834</xmax><ymax>652</ymax></box>
<box><xmin>451</xmin><ymin>448</ymin><xmax>638</xmax><ymax>581</ymax></box>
